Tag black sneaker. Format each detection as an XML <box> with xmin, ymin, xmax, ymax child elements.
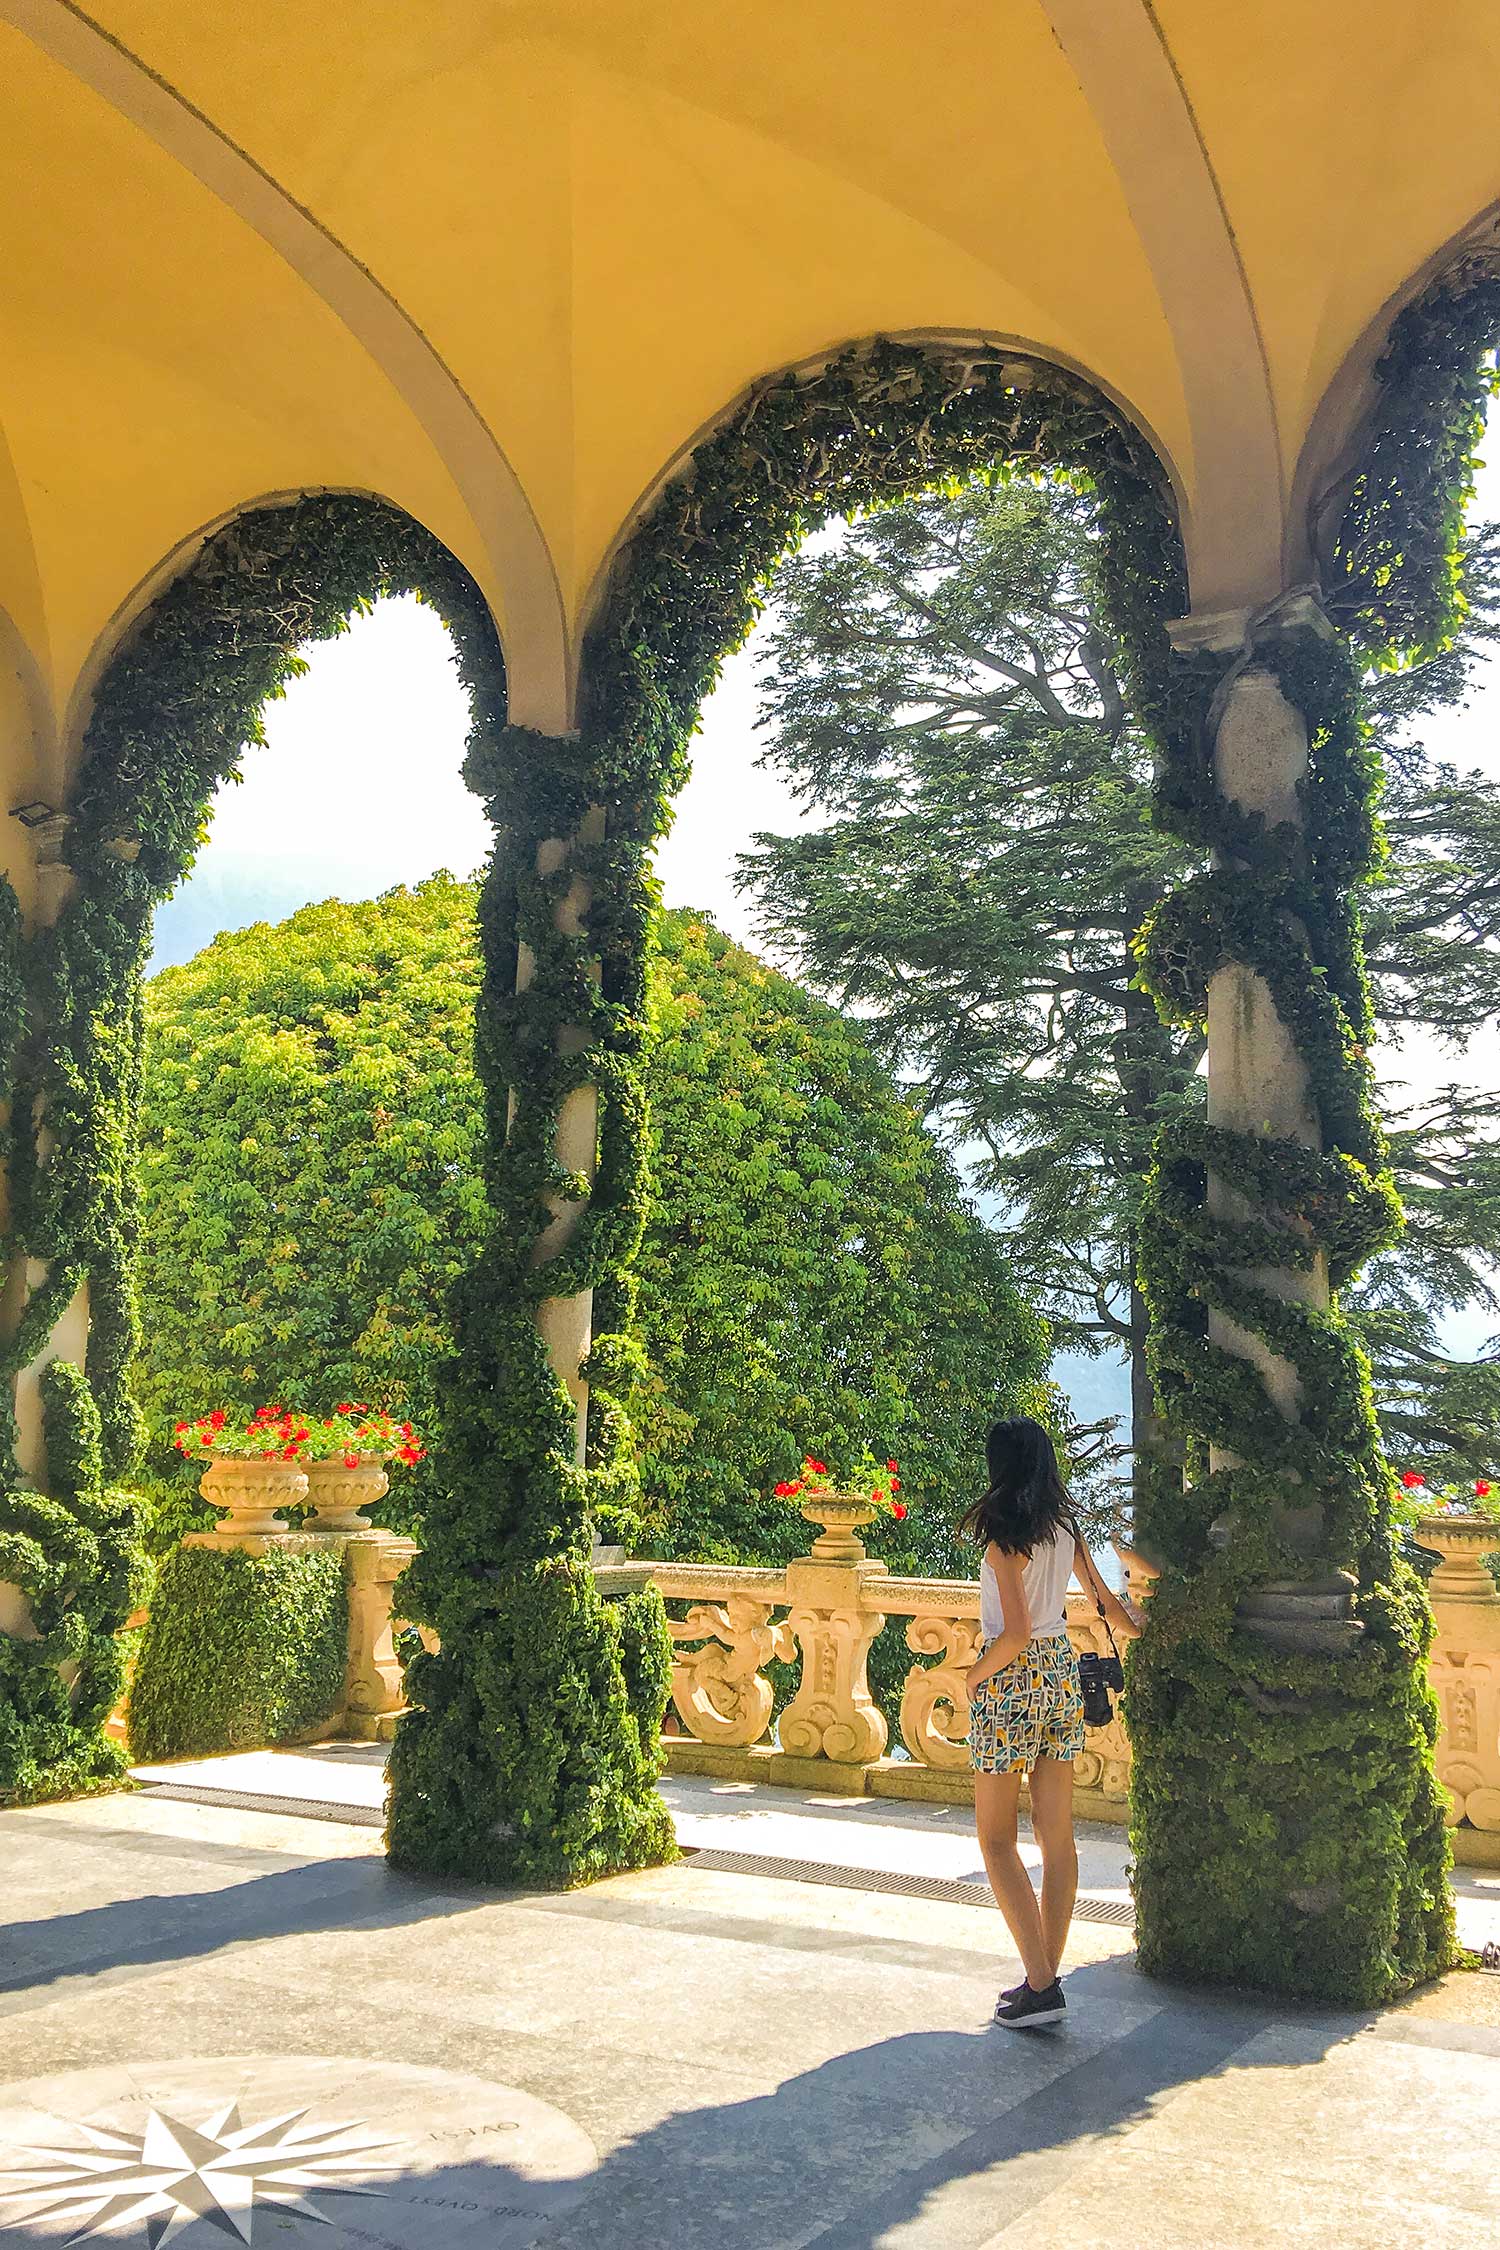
<box><xmin>994</xmin><ymin>1979</ymin><xmax>1066</xmax><ymax>2028</ymax></box>
<box><xmin>996</xmin><ymin>1979</ymin><xmax>1027</xmax><ymax>2009</ymax></box>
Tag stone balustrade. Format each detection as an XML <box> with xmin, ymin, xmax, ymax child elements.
<box><xmin>650</xmin><ymin>1510</ymin><xmax>1500</xmax><ymax>1860</ymax></box>
<box><xmin>131</xmin><ymin>1484</ymin><xmax>1500</xmax><ymax>1865</ymax></box>
<box><xmin>654</xmin><ymin>1554</ymin><xmax>1134</xmax><ymax>1819</ymax></box>
<box><xmin>1420</xmin><ymin>1512</ymin><xmax>1500</xmax><ymax>1851</ymax></box>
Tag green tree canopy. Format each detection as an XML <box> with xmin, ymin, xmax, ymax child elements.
<box><xmin>739</xmin><ymin>478</ymin><xmax>1500</xmax><ymax>1497</ymax></box>
<box><xmin>136</xmin><ymin>877</ymin><xmax>1049</xmax><ymax>1574</ymax></box>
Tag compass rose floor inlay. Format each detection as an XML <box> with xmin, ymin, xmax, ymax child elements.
<box><xmin>0</xmin><ymin>2056</ymin><xmax>596</xmax><ymax>2247</ymax></box>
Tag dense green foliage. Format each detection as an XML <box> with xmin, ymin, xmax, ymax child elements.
<box><xmin>136</xmin><ymin>885</ymin><xmax>1047</xmax><ymax>1581</ymax></box>
<box><xmin>1351</xmin><ymin>522</ymin><xmax>1500</xmax><ymax>1475</ymax></box>
<box><xmin>638</xmin><ymin>912</ymin><xmax>1048</xmax><ymax>1572</ymax></box>
<box><xmin>127</xmin><ymin>1543</ymin><xmax>347</xmax><ymax>1760</ymax></box>
<box><xmin>0</xmin><ymin>1361</ymin><xmax>147</xmax><ymax>1803</ymax></box>
<box><xmin>137</xmin><ymin>877</ymin><xmax>488</xmax><ymax>1551</ymax></box>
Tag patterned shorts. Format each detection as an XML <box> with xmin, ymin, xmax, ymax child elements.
<box><xmin>968</xmin><ymin>1633</ymin><xmax>1084</xmax><ymax>1773</ymax></box>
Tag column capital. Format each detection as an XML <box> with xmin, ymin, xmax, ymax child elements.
<box><xmin>1167</xmin><ymin>587</ymin><xmax>1336</xmax><ymax>656</ymax></box>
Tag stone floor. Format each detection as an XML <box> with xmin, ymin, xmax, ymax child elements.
<box><xmin>1</xmin><ymin>1753</ymin><xmax>1497</xmax><ymax>2247</ymax></box>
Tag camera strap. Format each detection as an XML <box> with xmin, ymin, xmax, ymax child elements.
<box><xmin>1072</xmin><ymin>1524</ymin><xmax>1123</xmax><ymax>1665</ymax></box>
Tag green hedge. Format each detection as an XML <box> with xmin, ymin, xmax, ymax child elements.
<box><xmin>127</xmin><ymin>1544</ymin><xmax>347</xmax><ymax>1761</ymax></box>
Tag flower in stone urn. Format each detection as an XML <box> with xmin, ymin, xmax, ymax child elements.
<box><xmin>774</xmin><ymin>1450</ymin><xmax>907</xmax><ymax>1559</ymax></box>
<box><xmin>1396</xmin><ymin>1465</ymin><xmax>1499</xmax><ymax>1520</ymax></box>
<box><xmin>172</xmin><ymin>1405</ymin><xmax>316</xmax><ymax>1540</ymax></box>
<box><xmin>302</xmin><ymin>1404</ymin><xmax>426</xmax><ymax>1470</ymax></box>
<box><xmin>172</xmin><ymin>1405</ymin><xmax>313</xmax><ymax>1461</ymax></box>
<box><xmin>300</xmin><ymin>1405</ymin><xmax>427</xmax><ymax>1533</ymax></box>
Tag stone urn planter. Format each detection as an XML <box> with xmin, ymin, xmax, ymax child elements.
<box><xmin>303</xmin><ymin>1456</ymin><xmax>389</xmax><ymax>1533</ymax></box>
<box><xmin>199</xmin><ymin>1454</ymin><xmax>308</xmax><ymax>1539</ymax></box>
<box><xmin>1416</xmin><ymin>1510</ymin><xmax>1500</xmax><ymax>1606</ymax></box>
<box><xmin>799</xmin><ymin>1493</ymin><xmax>880</xmax><ymax>1562</ymax></box>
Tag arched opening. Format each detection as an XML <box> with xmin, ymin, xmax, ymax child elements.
<box><xmin>391</xmin><ymin>336</ymin><xmax>1197</xmax><ymax>1887</ymax></box>
<box><xmin>0</xmin><ymin>492</ymin><xmax>522</xmax><ymax>1807</ymax></box>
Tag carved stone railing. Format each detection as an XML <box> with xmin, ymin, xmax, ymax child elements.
<box><xmin>120</xmin><ymin>1492</ymin><xmax>1500</xmax><ymax>1861</ymax></box>
<box><xmin>654</xmin><ymin>1553</ymin><xmax>1135</xmax><ymax>1813</ymax></box>
<box><xmin>649</xmin><ymin>1520</ymin><xmax>1500</xmax><ymax>1852</ymax></box>
<box><xmin>1419</xmin><ymin>1513</ymin><xmax>1500</xmax><ymax>1845</ymax></box>
<box><xmin>650</xmin><ymin>1563</ymin><xmax>793</xmax><ymax>1748</ymax></box>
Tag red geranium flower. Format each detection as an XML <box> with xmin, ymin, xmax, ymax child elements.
<box><xmin>890</xmin><ymin>1478</ymin><xmax>900</xmax><ymax>1492</ymax></box>
<box><xmin>200</xmin><ymin>1433</ymin><xmax>213</xmax><ymax>1446</ymax></box>
<box><xmin>343</xmin><ymin>1451</ymin><xmax>360</xmax><ymax>1469</ymax></box>
<box><xmin>892</xmin><ymin>1503</ymin><xmax>908</xmax><ymax>1520</ymax></box>
<box><xmin>806</xmin><ymin>1458</ymin><xmax>827</xmax><ymax>1475</ymax></box>
<box><xmin>773</xmin><ymin>1481</ymin><xmax>795</xmax><ymax>1497</ymax></box>
<box><xmin>335</xmin><ymin>1402</ymin><xmax>352</xmax><ymax>1415</ymax></box>
<box><xmin>887</xmin><ymin>1460</ymin><xmax>899</xmax><ymax>1474</ymax></box>
<box><xmin>1401</xmin><ymin>1471</ymin><xmax>1425</xmax><ymax>1489</ymax></box>
<box><xmin>208</xmin><ymin>1409</ymin><xmax>227</xmax><ymax>1430</ymax></box>
<box><xmin>1476</xmin><ymin>1479</ymin><xmax>1492</xmax><ymax>1498</ymax></box>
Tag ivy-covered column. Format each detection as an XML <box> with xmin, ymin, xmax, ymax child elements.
<box><xmin>1130</xmin><ymin>595</ymin><xmax>1454</xmax><ymax>2005</ymax></box>
<box><xmin>5</xmin><ymin>820</ymin><xmax>90</xmax><ymax>1489</ymax></box>
<box><xmin>386</xmin><ymin>728</ymin><xmax>676</xmax><ymax>1885</ymax></box>
<box><xmin>0</xmin><ymin>811</ymin><xmax>148</xmax><ymax>1803</ymax></box>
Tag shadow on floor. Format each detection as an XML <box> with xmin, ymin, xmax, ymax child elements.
<box><xmin>535</xmin><ymin>1974</ymin><xmax>1364</xmax><ymax>2249</ymax></box>
<box><xmin>0</xmin><ymin>1984</ymin><xmax>1365</xmax><ymax>2249</ymax></box>
<box><xmin>0</xmin><ymin>1854</ymin><xmax>483</xmax><ymax>2003</ymax></box>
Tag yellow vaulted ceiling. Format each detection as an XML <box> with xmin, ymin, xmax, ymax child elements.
<box><xmin>1</xmin><ymin>0</ymin><xmax>1499</xmax><ymax>760</ymax></box>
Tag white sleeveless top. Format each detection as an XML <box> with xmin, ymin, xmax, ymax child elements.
<box><xmin>979</xmin><ymin>1521</ymin><xmax>1075</xmax><ymax>1642</ymax></box>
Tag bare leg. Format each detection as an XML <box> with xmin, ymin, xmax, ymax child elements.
<box><xmin>1027</xmin><ymin>1756</ymin><xmax>1078</xmax><ymax>1980</ymax></box>
<box><xmin>974</xmin><ymin>1768</ymin><xmax>1052</xmax><ymax>1990</ymax></box>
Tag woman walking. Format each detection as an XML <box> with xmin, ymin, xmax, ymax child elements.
<box><xmin>961</xmin><ymin>1418</ymin><xmax>1142</xmax><ymax>2028</ymax></box>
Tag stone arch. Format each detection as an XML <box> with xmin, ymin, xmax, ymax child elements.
<box><xmin>385</xmin><ymin>331</ymin><xmax>1188</xmax><ymax>1887</ymax></box>
<box><xmin>6</xmin><ymin>0</ymin><xmax>569</xmax><ymax>731</ymax></box>
<box><xmin>576</xmin><ymin>328</ymin><xmax>1190</xmax><ymax>677</ymax></box>
<box><xmin>0</xmin><ymin>490</ymin><xmax>511</xmax><ymax>1804</ymax></box>
<box><xmin>578</xmin><ymin>334</ymin><xmax>1183</xmax><ymax>842</ymax></box>
<box><xmin>552</xmin><ymin>334</ymin><xmax>1186</xmax><ymax>1528</ymax></box>
<box><xmin>1291</xmin><ymin>199</ymin><xmax>1500</xmax><ymax>609</ymax></box>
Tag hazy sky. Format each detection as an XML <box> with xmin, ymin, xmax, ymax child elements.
<box><xmin>149</xmin><ymin>468</ymin><xmax>1500</xmax><ymax>1380</ymax></box>
<box><xmin>148</xmin><ymin>590</ymin><xmax>796</xmax><ymax>973</ymax></box>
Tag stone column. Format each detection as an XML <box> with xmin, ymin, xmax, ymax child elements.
<box><xmin>1168</xmin><ymin>600</ymin><xmax>1356</xmax><ymax>1653</ymax></box>
<box><xmin>519</xmin><ymin>810</ymin><xmax>604</xmax><ymax>1466</ymax></box>
<box><xmin>1</xmin><ymin>810</ymin><xmax>87</xmax><ymax>1491</ymax></box>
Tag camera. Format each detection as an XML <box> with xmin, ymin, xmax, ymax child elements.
<box><xmin>1078</xmin><ymin>1648</ymin><xmax>1125</xmax><ymax>1729</ymax></box>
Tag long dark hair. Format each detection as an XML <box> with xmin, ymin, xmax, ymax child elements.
<box><xmin>956</xmin><ymin>1418</ymin><xmax>1074</xmax><ymax>1556</ymax></box>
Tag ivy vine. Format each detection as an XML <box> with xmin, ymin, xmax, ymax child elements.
<box><xmin>1123</xmin><ymin>260</ymin><xmax>1500</xmax><ymax>1999</ymax></box>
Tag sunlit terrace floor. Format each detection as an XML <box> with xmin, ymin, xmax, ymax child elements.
<box><xmin>2</xmin><ymin>1752</ymin><xmax>1498</xmax><ymax>2247</ymax></box>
